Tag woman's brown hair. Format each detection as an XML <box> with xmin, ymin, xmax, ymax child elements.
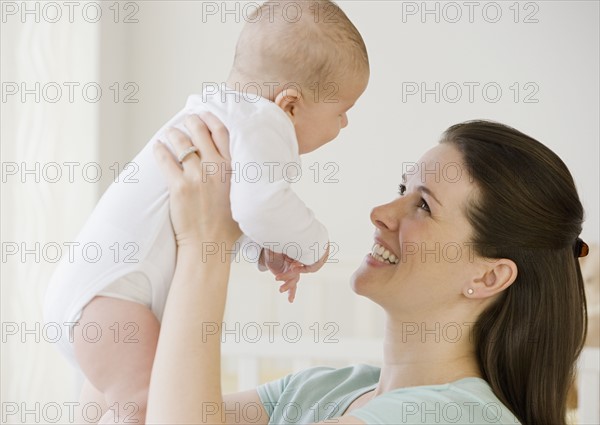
<box><xmin>441</xmin><ymin>121</ymin><xmax>587</xmax><ymax>425</ymax></box>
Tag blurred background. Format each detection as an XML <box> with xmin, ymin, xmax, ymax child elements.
<box><xmin>2</xmin><ymin>1</ymin><xmax>599</xmax><ymax>423</ymax></box>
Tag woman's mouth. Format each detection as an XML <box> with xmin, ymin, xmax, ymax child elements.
<box><xmin>370</xmin><ymin>243</ymin><xmax>399</xmax><ymax>265</ymax></box>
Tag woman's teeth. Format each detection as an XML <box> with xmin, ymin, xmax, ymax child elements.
<box><xmin>370</xmin><ymin>243</ymin><xmax>399</xmax><ymax>264</ymax></box>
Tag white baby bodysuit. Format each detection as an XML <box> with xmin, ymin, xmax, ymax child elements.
<box><xmin>43</xmin><ymin>88</ymin><xmax>329</xmax><ymax>365</ymax></box>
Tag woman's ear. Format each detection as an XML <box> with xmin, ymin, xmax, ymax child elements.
<box><xmin>274</xmin><ymin>88</ymin><xmax>302</xmax><ymax>121</ymax></box>
<box><xmin>465</xmin><ymin>258</ymin><xmax>518</xmax><ymax>299</ymax></box>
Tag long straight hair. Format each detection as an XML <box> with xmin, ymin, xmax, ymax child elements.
<box><xmin>441</xmin><ymin>121</ymin><xmax>587</xmax><ymax>425</ymax></box>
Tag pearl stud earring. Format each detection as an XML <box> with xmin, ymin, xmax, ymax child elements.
<box><xmin>467</xmin><ymin>288</ymin><xmax>474</xmax><ymax>295</ymax></box>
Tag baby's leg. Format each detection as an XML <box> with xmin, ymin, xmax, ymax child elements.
<box><xmin>76</xmin><ymin>379</ymin><xmax>108</xmax><ymax>423</ymax></box>
<box><xmin>74</xmin><ymin>296</ymin><xmax>159</xmax><ymax>424</ymax></box>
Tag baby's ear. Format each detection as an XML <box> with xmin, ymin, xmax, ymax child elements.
<box><xmin>274</xmin><ymin>88</ymin><xmax>302</xmax><ymax>119</ymax></box>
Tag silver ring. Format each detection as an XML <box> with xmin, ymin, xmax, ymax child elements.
<box><xmin>177</xmin><ymin>146</ymin><xmax>199</xmax><ymax>164</ymax></box>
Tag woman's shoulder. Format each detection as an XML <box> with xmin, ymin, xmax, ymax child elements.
<box><xmin>288</xmin><ymin>363</ymin><xmax>381</xmax><ymax>386</ymax></box>
<box><xmin>257</xmin><ymin>364</ymin><xmax>381</xmax><ymax>424</ymax></box>
<box><xmin>261</xmin><ymin>363</ymin><xmax>381</xmax><ymax>401</ymax></box>
<box><xmin>257</xmin><ymin>366</ymin><xmax>521</xmax><ymax>424</ymax></box>
<box><xmin>350</xmin><ymin>377</ymin><xmax>521</xmax><ymax>425</ymax></box>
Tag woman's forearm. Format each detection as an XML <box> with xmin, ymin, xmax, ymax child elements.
<box><xmin>147</xmin><ymin>244</ymin><xmax>231</xmax><ymax>424</ymax></box>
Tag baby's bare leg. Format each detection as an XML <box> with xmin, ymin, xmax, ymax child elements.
<box><xmin>74</xmin><ymin>296</ymin><xmax>159</xmax><ymax>424</ymax></box>
<box><xmin>76</xmin><ymin>379</ymin><xmax>108</xmax><ymax>423</ymax></box>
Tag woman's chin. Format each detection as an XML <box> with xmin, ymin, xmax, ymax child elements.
<box><xmin>350</xmin><ymin>254</ymin><xmax>402</xmax><ymax>301</ymax></box>
<box><xmin>350</xmin><ymin>260</ymin><xmax>372</xmax><ymax>295</ymax></box>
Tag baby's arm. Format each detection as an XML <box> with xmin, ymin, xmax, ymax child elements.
<box><xmin>258</xmin><ymin>243</ymin><xmax>330</xmax><ymax>302</ymax></box>
<box><xmin>230</xmin><ymin>118</ymin><xmax>330</xmax><ymax>270</ymax></box>
<box><xmin>259</xmin><ymin>244</ymin><xmax>329</xmax><ymax>276</ymax></box>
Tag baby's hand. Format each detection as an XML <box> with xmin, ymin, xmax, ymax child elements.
<box><xmin>260</xmin><ymin>249</ymin><xmax>304</xmax><ymax>303</ymax></box>
<box><xmin>299</xmin><ymin>243</ymin><xmax>330</xmax><ymax>274</ymax></box>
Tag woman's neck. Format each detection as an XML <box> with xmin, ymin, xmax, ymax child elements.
<box><xmin>372</xmin><ymin>312</ymin><xmax>483</xmax><ymax>397</ymax></box>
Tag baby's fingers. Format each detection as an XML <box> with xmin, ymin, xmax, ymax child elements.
<box><xmin>278</xmin><ymin>276</ymin><xmax>299</xmax><ymax>293</ymax></box>
<box><xmin>275</xmin><ymin>261</ymin><xmax>304</xmax><ymax>281</ymax></box>
<box><xmin>290</xmin><ymin>261</ymin><xmax>305</xmax><ymax>272</ymax></box>
<box><xmin>287</xmin><ymin>285</ymin><xmax>297</xmax><ymax>303</ymax></box>
<box><xmin>278</xmin><ymin>276</ymin><xmax>299</xmax><ymax>303</ymax></box>
<box><xmin>275</xmin><ymin>269</ymin><xmax>299</xmax><ymax>282</ymax></box>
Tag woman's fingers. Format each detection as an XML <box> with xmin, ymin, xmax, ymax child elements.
<box><xmin>153</xmin><ymin>140</ymin><xmax>183</xmax><ymax>185</ymax></box>
<box><xmin>185</xmin><ymin>112</ymin><xmax>231</xmax><ymax>163</ymax></box>
<box><xmin>168</xmin><ymin>127</ymin><xmax>201</xmax><ymax>164</ymax></box>
<box><xmin>156</xmin><ymin>114</ymin><xmax>230</xmax><ymax>183</ymax></box>
<box><xmin>183</xmin><ymin>115</ymin><xmax>214</xmax><ymax>160</ymax></box>
<box><xmin>195</xmin><ymin>112</ymin><xmax>232</xmax><ymax>161</ymax></box>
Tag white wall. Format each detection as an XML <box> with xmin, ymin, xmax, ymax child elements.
<box><xmin>114</xmin><ymin>0</ymin><xmax>600</xmax><ymax>356</ymax></box>
<box><xmin>1</xmin><ymin>6</ymin><xmax>100</xmax><ymax>422</ymax></box>
<box><xmin>111</xmin><ymin>0</ymin><xmax>599</xmax><ymax>253</ymax></box>
<box><xmin>1</xmin><ymin>1</ymin><xmax>598</xmax><ymax>423</ymax></box>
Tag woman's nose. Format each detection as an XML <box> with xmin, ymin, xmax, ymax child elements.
<box><xmin>370</xmin><ymin>200</ymin><xmax>400</xmax><ymax>231</ymax></box>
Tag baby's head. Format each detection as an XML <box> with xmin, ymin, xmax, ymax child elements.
<box><xmin>228</xmin><ymin>0</ymin><xmax>370</xmax><ymax>154</ymax></box>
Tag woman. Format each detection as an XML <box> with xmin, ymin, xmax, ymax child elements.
<box><xmin>146</xmin><ymin>113</ymin><xmax>588</xmax><ymax>424</ymax></box>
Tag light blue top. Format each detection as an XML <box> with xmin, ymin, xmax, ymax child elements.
<box><xmin>257</xmin><ymin>364</ymin><xmax>521</xmax><ymax>424</ymax></box>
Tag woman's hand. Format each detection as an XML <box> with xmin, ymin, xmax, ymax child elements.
<box><xmin>148</xmin><ymin>113</ymin><xmax>239</xmax><ymax>424</ymax></box>
<box><xmin>153</xmin><ymin>113</ymin><xmax>242</xmax><ymax>249</ymax></box>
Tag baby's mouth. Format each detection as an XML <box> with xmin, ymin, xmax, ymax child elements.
<box><xmin>370</xmin><ymin>243</ymin><xmax>399</xmax><ymax>265</ymax></box>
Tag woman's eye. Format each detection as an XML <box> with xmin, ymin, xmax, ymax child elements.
<box><xmin>398</xmin><ymin>184</ymin><xmax>430</xmax><ymax>213</ymax></box>
<box><xmin>398</xmin><ymin>184</ymin><xmax>406</xmax><ymax>196</ymax></box>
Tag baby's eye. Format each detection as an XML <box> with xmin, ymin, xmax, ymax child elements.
<box><xmin>418</xmin><ymin>198</ymin><xmax>431</xmax><ymax>213</ymax></box>
<box><xmin>398</xmin><ymin>184</ymin><xmax>406</xmax><ymax>196</ymax></box>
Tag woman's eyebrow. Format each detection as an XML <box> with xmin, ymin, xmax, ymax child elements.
<box><xmin>417</xmin><ymin>185</ymin><xmax>443</xmax><ymax>207</ymax></box>
<box><xmin>402</xmin><ymin>173</ymin><xmax>443</xmax><ymax>206</ymax></box>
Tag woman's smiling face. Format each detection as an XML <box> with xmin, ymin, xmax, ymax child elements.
<box><xmin>350</xmin><ymin>143</ymin><xmax>483</xmax><ymax>315</ymax></box>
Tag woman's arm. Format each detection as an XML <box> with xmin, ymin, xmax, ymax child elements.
<box><xmin>146</xmin><ymin>113</ymin><xmax>247</xmax><ymax>424</ymax></box>
<box><xmin>144</xmin><ymin>113</ymin><xmax>357</xmax><ymax>425</ymax></box>
<box><xmin>147</xmin><ymin>243</ymin><xmax>230</xmax><ymax>423</ymax></box>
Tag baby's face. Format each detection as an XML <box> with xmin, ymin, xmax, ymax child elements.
<box><xmin>293</xmin><ymin>74</ymin><xmax>369</xmax><ymax>154</ymax></box>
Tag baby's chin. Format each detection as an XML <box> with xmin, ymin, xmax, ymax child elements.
<box><xmin>297</xmin><ymin>142</ymin><xmax>317</xmax><ymax>155</ymax></box>
<box><xmin>297</xmin><ymin>138</ymin><xmax>333</xmax><ymax>155</ymax></box>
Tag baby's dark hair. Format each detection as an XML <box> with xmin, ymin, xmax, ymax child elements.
<box><xmin>230</xmin><ymin>0</ymin><xmax>369</xmax><ymax>90</ymax></box>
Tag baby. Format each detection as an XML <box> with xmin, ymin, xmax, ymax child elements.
<box><xmin>43</xmin><ymin>0</ymin><xmax>369</xmax><ymax>423</ymax></box>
